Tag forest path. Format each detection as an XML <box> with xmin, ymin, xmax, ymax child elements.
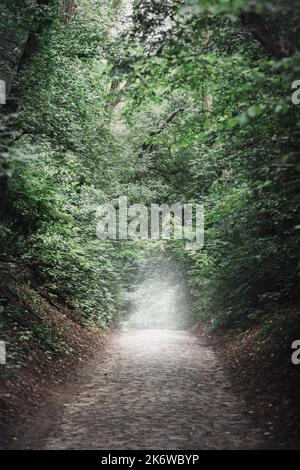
<box><xmin>26</xmin><ymin>329</ymin><xmax>266</xmax><ymax>449</ymax></box>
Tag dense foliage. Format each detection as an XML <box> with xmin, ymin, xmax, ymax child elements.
<box><xmin>120</xmin><ymin>0</ymin><xmax>300</xmax><ymax>327</ymax></box>
<box><xmin>1</xmin><ymin>0</ymin><xmax>299</xmax><ymax>330</ymax></box>
<box><xmin>0</xmin><ymin>0</ymin><xmax>143</xmax><ymax>326</ymax></box>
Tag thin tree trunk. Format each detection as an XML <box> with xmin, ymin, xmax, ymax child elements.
<box><xmin>16</xmin><ymin>0</ymin><xmax>52</xmax><ymax>74</ymax></box>
<box><xmin>61</xmin><ymin>0</ymin><xmax>76</xmax><ymax>24</ymax></box>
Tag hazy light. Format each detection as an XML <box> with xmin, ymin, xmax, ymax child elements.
<box><xmin>124</xmin><ymin>258</ymin><xmax>191</xmax><ymax>330</ymax></box>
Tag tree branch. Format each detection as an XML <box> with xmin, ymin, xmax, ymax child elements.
<box><xmin>141</xmin><ymin>107</ymin><xmax>184</xmax><ymax>153</ymax></box>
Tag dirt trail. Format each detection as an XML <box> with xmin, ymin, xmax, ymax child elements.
<box><xmin>19</xmin><ymin>329</ymin><xmax>267</xmax><ymax>449</ymax></box>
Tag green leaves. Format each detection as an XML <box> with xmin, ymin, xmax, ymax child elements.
<box><xmin>2</xmin><ymin>0</ymin><xmax>300</xmax><ymax>333</ymax></box>
<box><xmin>122</xmin><ymin>0</ymin><xmax>300</xmax><ymax>329</ymax></box>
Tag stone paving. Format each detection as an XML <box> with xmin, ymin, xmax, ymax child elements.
<box><xmin>40</xmin><ymin>329</ymin><xmax>265</xmax><ymax>449</ymax></box>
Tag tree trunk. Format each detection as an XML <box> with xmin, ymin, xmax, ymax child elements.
<box><xmin>16</xmin><ymin>0</ymin><xmax>53</xmax><ymax>74</ymax></box>
<box><xmin>62</xmin><ymin>0</ymin><xmax>76</xmax><ymax>24</ymax></box>
<box><xmin>240</xmin><ymin>12</ymin><xmax>296</xmax><ymax>59</ymax></box>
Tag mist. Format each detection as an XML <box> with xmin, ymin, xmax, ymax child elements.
<box><xmin>124</xmin><ymin>256</ymin><xmax>192</xmax><ymax>330</ymax></box>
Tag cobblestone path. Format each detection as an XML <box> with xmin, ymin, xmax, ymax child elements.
<box><xmin>40</xmin><ymin>330</ymin><xmax>264</xmax><ymax>449</ymax></box>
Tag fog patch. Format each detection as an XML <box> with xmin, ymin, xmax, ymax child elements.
<box><xmin>124</xmin><ymin>256</ymin><xmax>192</xmax><ymax>329</ymax></box>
